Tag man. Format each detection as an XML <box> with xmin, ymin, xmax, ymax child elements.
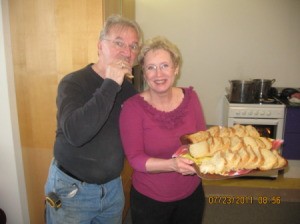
<box><xmin>45</xmin><ymin>15</ymin><xmax>142</xmax><ymax>224</ymax></box>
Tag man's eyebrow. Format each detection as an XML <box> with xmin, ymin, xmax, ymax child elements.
<box><xmin>112</xmin><ymin>36</ymin><xmax>139</xmax><ymax>45</ymax></box>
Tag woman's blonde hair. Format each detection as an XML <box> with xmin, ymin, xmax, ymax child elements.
<box><xmin>138</xmin><ymin>36</ymin><xmax>182</xmax><ymax>68</ymax></box>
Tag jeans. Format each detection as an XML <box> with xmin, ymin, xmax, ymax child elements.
<box><xmin>45</xmin><ymin>159</ymin><xmax>124</xmax><ymax>224</ymax></box>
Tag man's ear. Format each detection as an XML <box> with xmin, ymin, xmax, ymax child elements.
<box><xmin>97</xmin><ymin>40</ymin><xmax>106</xmax><ymax>57</ymax></box>
<box><xmin>98</xmin><ymin>39</ymin><xmax>104</xmax><ymax>51</ymax></box>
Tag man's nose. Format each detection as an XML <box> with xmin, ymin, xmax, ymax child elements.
<box><xmin>121</xmin><ymin>44</ymin><xmax>132</xmax><ymax>56</ymax></box>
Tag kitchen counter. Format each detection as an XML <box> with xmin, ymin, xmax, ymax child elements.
<box><xmin>202</xmin><ymin>172</ymin><xmax>300</xmax><ymax>224</ymax></box>
<box><xmin>202</xmin><ymin>171</ymin><xmax>300</xmax><ymax>202</ymax></box>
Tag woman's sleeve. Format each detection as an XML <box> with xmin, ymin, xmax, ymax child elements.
<box><xmin>119</xmin><ymin>100</ymin><xmax>150</xmax><ymax>172</ymax></box>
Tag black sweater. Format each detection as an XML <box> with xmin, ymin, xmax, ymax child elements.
<box><xmin>54</xmin><ymin>64</ymin><xmax>137</xmax><ymax>184</ymax></box>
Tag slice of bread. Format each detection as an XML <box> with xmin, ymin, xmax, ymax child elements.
<box><xmin>272</xmin><ymin>150</ymin><xmax>287</xmax><ymax>169</ymax></box>
<box><xmin>254</xmin><ymin>138</ymin><xmax>266</xmax><ymax>148</ymax></box>
<box><xmin>243</xmin><ymin>136</ymin><xmax>258</xmax><ymax>148</ymax></box>
<box><xmin>186</xmin><ymin>131</ymin><xmax>210</xmax><ymax>143</ymax></box>
<box><xmin>211</xmin><ymin>151</ymin><xmax>226</xmax><ymax>175</ymax></box>
<box><xmin>207</xmin><ymin>126</ymin><xmax>220</xmax><ymax>137</ymax></box>
<box><xmin>232</xmin><ymin>124</ymin><xmax>247</xmax><ymax>137</ymax></box>
<box><xmin>259</xmin><ymin>148</ymin><xmax>277</xmax><ymax>170</ymax></box>
<box><xmin>245</xmin><ymin>125</ymin><xmax>260</xmax><ymax>138</ymax></box>
<box><xmin>222</xmin><ymin>137</ymin><xmax>231</xmax><ymax>151</ymax></box>
<box><xmin>209</xmin><ymin>137</ymin><xmax>224</xmax><ymax>153</ymax></box>
<box><xmin>230</xmin><ymin>136</ymin><xmax>243</xmax><ymax>152</ymax></box>
<box><xmin>224</xmin><ymin>149</ymin><xmax>241</xmax><ymax>172</ymax></box>
<box><xmin>227</xmin><ymin>127</ymin><xmax>236</xmax><ymax>137</ymax></box>
<box><xmin>259</xmin><ymin>137</ymin><xmax>272</xmax><ymax>150</ymax></box>
<box><xmin>219</xmin><ymin>127</ymin><xmax>230</xmax><ymax>137</ymax></box>
<box><xmin>236</xmin><ymin>146</ymin><xmax>250</xmax><ymax>170</ymax></box>
<box><xmin>243</xmin><ymin>146</ymin><xmax>258</xmax><ymax>170</ymax></box>
<box><xmin>251</xmin><ymin>146</ymin><xmax>265</xmax><ymax>168</ymax></box>
<box><xmin>199</xmin><ymin>151</ymin><xmax>227</xmax><ymax>175</ymax></box>
<box><xmin>199</xmin><ymin>159</ymin><xmax>216</xmax><ymax>174</ymax></box>
<box><xmin>189</xmin><ymin>141</ymin><xmax>210</xmax><ymax>158</ymax></box>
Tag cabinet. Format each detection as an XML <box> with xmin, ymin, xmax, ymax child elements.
<box><xmin>103</xmin><ymin>0</ymin><xmax>135</xmax><ymax>19</ymax></box>
<box><xmin>283</xmin><ymin>107</ymin><xmax>300</xmax><ymax>160</ymax></box>
<box><xmin>9</xmin><ymin>0</ymin><xmax>134</xmax><ymax>223</ymax></box>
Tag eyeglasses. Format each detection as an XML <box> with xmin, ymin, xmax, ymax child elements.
<box><xmin>144</xmin><ymin>63</ymin><xmax>173</xmax><ymax>73</ymax></box>
<box><xmin>104</xmin><ymin>39</ymin><xmax>139</xmax><ymax>53</ymax></box>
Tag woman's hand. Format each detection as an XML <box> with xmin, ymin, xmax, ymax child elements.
<box><xmin>171</xmin><ymin>157</ymin><xmax>196</xmax><ymax>175</ymax></box>
<box><xmin>145</xmin><ymin>157</ymin><xmax>196</xmax><ymax>175</ymax></box>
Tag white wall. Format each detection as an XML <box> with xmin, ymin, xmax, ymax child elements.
<box><xmin>0</xmin><ymin>0</ymin><xmax>30</xmax><ymax>223</ymax></box>
<box><xmin>136</xmin><ymin>0</ymin><xmax>300</xmax><ymax>125</ymax></box>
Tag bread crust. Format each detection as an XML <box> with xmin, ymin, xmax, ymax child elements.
<box><xmin>184</xmin><ymin>125</ymin><xmax>286</xmax><ymax>175</ymax></box>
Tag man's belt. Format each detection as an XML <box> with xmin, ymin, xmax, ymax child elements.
<box><xmin>55</xmin><ymin>160</ymin><xmax>83</xmax><ymax>182</ymax></box>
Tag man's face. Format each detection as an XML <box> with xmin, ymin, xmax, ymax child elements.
<box><xmin>98</xmin><ymin>25</ymin><xmax>139</xmax><ymax>67</ymax></box>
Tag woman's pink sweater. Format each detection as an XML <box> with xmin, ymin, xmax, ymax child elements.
<box><xmin>119</xmin><ymin>87</ymin><xmax>206</xmax><ymax>202</ymax></box>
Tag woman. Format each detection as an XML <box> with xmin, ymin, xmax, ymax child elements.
<box><xmin>119</xmin><ymin>36</ymin><xmax>206</xmax><ymax>224</ymax></box>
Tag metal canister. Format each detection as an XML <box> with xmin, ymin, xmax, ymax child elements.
<box><xmin>252</xmin><ymin>79</ymin><xmax>276</xmax><ymax>101</ymax></box>
<box><xmin>229</xmin><ymin>80</ymin><xmax>255</xmax><ymax>103</ymax></box>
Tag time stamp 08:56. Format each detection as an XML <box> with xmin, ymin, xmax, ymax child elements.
<box><xmin>208</xmin><ymin>195</ymin><xmax>281</xmax><ymax>205</ymax></box>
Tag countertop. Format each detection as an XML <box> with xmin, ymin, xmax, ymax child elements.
<box><xmin>202</xmin><ymin>171</ymin><xmax>300</xmax><ymax>202</ymax></box>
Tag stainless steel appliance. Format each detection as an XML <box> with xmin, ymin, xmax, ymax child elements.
<box><xmin>252</xmin><ymin>79</ymin><xmax>276</xmax><ymax>102</ymax></box>
<box><xmin>223</xmin><ymin>96</ymin><xmax>286</xmax><ymax>178</ymax></box>
<box><xmin>228</xmin><ymin>80</ymin><xmax>255</xmax><ymax>103</ymax></box>
<box><xmin>227</xmin><ymin>79</ymin><xmax>276</xmax><ymax>104</ymax></box>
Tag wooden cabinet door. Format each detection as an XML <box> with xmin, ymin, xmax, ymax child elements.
<box><xmin>10</xmin><ymin>0</ymin><xmax>135</xmax><ymax>222</ymax></box>
<box><xmin>9</xmin><ymin>1</ymin><xmax>103</xmax><ymax>223</ymax></box>
<box><xmin>103</xmin><ymin>0</ymin><xmax>135</xmax><ymax>19</ymax></box>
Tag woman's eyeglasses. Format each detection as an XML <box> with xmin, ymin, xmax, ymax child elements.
<box><xmin>144</xmin><ymin>63</ymin><xmax>172</xmax><ymax>73</ymax></box>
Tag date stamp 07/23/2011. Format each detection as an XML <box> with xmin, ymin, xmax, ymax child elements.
<box><xmin>208</xmin><ymin>195</ymin><xmax>281</xmax><ymax>205</ymax></box>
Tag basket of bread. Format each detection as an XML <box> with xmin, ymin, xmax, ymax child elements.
<box><xmin>174</xmin><ymin>124</ymin><xmax>287</xmax><ymax>179</ymax></box>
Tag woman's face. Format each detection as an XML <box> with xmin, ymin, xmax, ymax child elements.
<box><xmin>143</xmin><ymin>49</ymin><xmax>179</xmax><ymax>94</ymax></box>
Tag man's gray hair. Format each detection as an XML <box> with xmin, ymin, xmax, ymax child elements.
<box><xmin>99</xmin><ymin>14</ymin><xmax>143</xmax><ymax>46</ymax></box>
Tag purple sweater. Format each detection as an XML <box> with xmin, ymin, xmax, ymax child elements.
<box><xmin>119</xmin><ymin>87</ymin><xmax>206</xmax><ymax>202</ymax></box>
